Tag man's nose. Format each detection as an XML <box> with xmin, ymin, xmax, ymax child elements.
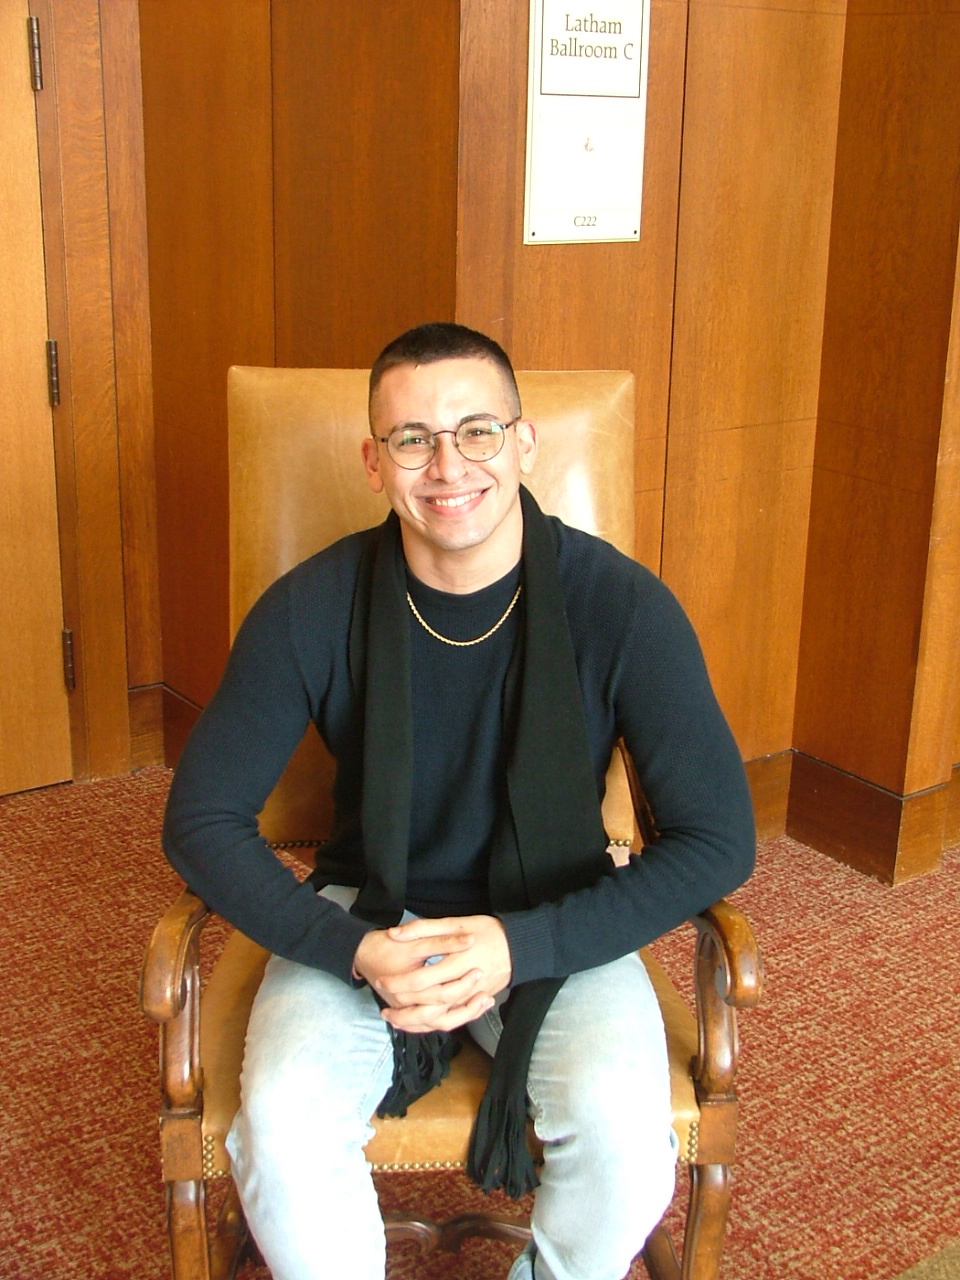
<box><xmin>426</xmin><ymin>432</ymin><xmax>468</xmax><ymax>482</ymax></box>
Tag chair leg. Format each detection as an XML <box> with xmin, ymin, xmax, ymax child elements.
<box><xmin>680</xmin><ymin>1163</ymin><xmax>731</xmax><ymax>1280</ymax></box>
<box><xmin>383</xmin><ymin>1210</ymin><xmax>531</xmax><ymax>1255</ymax></box>
<box><xmin>641</xmin><ymin>1223</ymin><xmax>681</xmax><ymax>1280</ymax></box>
<box><xmin>209</xmin><ymin>1182</ymin><xmax>250</xmax><ymax>1280</ymax></box>
<box><xmin>167</xmin><ymin>1179</ymin><xmax>212</xmax><ymax>1280</ymax></box>
<box><xmin>384</xmin><ymin>1212</ymin><xmax>443</xmax><ymax>1252</ymax></box>
<box><xmin>438</xmin><ymin>1213</ymin><xmax>532</xmax><ymax>1253</ymax></box>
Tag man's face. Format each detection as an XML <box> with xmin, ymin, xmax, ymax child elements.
<box><xmin>362</xmin><ymin>357</ymin><xmax>537</xmax><ymax>582</ymax></box>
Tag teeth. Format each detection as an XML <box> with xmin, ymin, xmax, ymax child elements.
<box><xmin>428</xmin><ymin>492</ymin><xmax>480</xmax><ymax>508</ymax></box>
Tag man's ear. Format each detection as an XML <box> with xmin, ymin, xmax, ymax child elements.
<box><xmin>361</xmin><ymin>436</ymin><xmax>384</xmax><ymax>493</ymax></box>
<box><xmin>516</xmin><ymin>419</ymin><xmax>538</xmax><ymax>475</ymax></box>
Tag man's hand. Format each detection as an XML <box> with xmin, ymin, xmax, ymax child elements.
<box><xmin>353</xmin><ymin>915</ymin><xmax>512</xmax><ymax>1034</ymax></box>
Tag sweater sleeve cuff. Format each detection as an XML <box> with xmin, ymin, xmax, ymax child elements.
<box><xmin>497</xmin><ymin>906</ymin><xmax>557</xmax><ymax>986</ymax></box>
<box><xmin>314</xmin><ymin>909</ymin><xmax>377</xmax><ymax>986</ymax></box>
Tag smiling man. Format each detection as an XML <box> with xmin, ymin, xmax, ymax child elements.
<box><xmin>163</xmin><ymin>322</ymin><xmax>756</xmax><ymax>1280</ymax></box>
<box><xmin>362</xmin><ymin>351</ymin><xmax>532</xmax><ymax>582</ymax></box>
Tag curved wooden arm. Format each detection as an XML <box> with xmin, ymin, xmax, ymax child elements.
<box><xmin>140</xmin><ymin>888</ymin><xmax>214</xmax><ymax>1130</ymax></box>
<box><xmin>140</xmin><ymin>888</ymin><xmax>211</xmax><ymax>1022</ymax></box>
<box><xmin>694</xmin><ymin>899</ymin><xmax>763</xmax><ymax>1010</ymax></box>
<box><xmin>691</xmin><ymin>898</ymin><xmax>764</xmax><ymax>1099</ymax></box>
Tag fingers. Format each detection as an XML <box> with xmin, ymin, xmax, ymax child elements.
<box><xmin>382</xmin><ymin>990</ymin><xmax>495</xmax><ymax>1035</ymax></box>
<box><xmin>373</xmin><ymin>960</ymin><xmax>486</xmax><ymax>1008</ymax></box>
<box><xmin>354</xmin><ymin>917</ymin><xmax>511</xmax><ymax>1019</ymax></box>
<box><xmin>406</xmin><ymin>932</ymin><xmax>474</xmax><ymax>960</ymax></box>
<box><xmin>387</xmin><ymin>917</ymin><xmax>466</xmax><ymax>940</ymax></box>
<box><xmin>387</xmin><ymin>919</ymin><xmax>475</xmax><ymax>952</ymax></box>
<box><xmin>353</xmin><ymin>929</ymin><xmax>472</xmax><ymax>989</ymax></box>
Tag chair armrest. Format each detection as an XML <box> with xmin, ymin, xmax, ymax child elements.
<box><xmin>140</xmin><ymin>888</ymin><xmax>214</xmax><ymax>1122</ymax></box>
<box><xmin>690</xmin><ymin>898</ymin><xmax>764</xmax><ymax>1100</ymax></box>
<box><xmin>694</xmin><ymin>899</ymin><xmax>763</xmax><ymax>1011</ymax></box>
<box><xmin>140</xmin><ymin>888</ymin><xmax>211</xmax><ymax>1022</ymax></box>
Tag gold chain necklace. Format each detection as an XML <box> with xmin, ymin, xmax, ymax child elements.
<box><xmin>406</xmin><ymin>583</ymin><xmax>522</xmax><ymax>647</ymax></box>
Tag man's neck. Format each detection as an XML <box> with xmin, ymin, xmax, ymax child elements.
<box><xmin>400</xmin><ymin>524</ymin><xmax>523</xmax><ymax>594</ymax></box>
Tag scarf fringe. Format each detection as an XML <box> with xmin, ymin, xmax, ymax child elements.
<box><xmin>376</xmin><ymin>1028</ymin><xmax>459</xmax><ymax>1119</ymax></box>
<box><xmin>466</xmin><ymin>1092</ymin><xmax>541</xmax><ymax>1198</ymax></box>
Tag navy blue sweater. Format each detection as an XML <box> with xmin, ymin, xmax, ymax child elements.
<box><xmin>163</xmin><ymin>518</ymin><xmax>756</xmax><ymax>985</ymax></box>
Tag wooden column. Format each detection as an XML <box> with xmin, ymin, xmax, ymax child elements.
<box><xmin>790</xmin><ymin>6</ymin><xmax>960</xmax><ymax>882</ymax></box>
<box><xmin>101</xmin><ymin>1</ymin><xmax>163</xmax><ymax>766</ymax></box>
<box><xmin>660</xmin><ymin>0</ymin><xmax>845</xmax><ymax>836</ymax></box>
<box><xmin>140</xmin><ymin>0</ymin><xmax>276</xmax><ymax>755</ymax></box>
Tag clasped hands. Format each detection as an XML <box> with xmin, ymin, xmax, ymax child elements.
<box><xmin>353</xmin><ymin>914</ymin><xmax>512</xmax><ymax>1035</ymax></box>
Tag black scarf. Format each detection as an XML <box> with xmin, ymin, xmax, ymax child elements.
<box><xmin>347</xmin><ymin>486</ymin><xmax>611</xmax><ymax>1196</ymax></box>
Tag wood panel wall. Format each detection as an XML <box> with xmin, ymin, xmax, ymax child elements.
<box><xmin>272</xmin><ymin>2</ymin><xmax>459</xmax><ymax>369</ymax></box>
<box><xmin>140</xmin><ymin>0</ymin><xmax>275</xmax><ymax>721</ymax></box>
<box><xmin>140</xmin><ymin>0</ymin><xmax>460</xmax><ymax>748</ymax></box>
<box><xmin>790</xmin><ymin>4</ymin><xmax>960</xmax><ymax>880</ymax></box>
<box><xmin>100</xmin><ymin>1</ymin><xmax>162</xmax><ymax>765</ymax></box>
<box><xmin>99</xmin><ymin>7</ymin><xmax>161</xmax><ymax>680</ymax></box>
<box><xmin>663</xmin><ymin>0</ymin><xmax>844</xmax><ymax>802</ymax></box>
<box><xmin>456</xmin><ymin>0</ymin><xmax>688</xmax><ymax>574</ymax></box>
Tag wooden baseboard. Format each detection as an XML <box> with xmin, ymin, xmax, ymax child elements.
<box><xmin>161</xmin><ymin>686</ymin><xmax>202</xmax><ymax>768</ymax></box>
<box><xmin>128</xmin><ymin>685</ymin><xmax>164</xmax><ymax>768</ymax></box>
<box><xmin>744</xmin><ymin>751</ymin><xmax>791</xmax><ymax>842</ymax></box>
<box><xmin>786</xmin><ymin>752</ymin><xmax>947</xmax><ymax>885</ymax></box>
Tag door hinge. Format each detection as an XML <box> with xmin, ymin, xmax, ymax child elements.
<box><xmin>62</xmin><ymin>629</ymin><xmax>76</xmax><ymax>692</ymax></box>
<box><xmin>28</xmin><ymin>17</ymin><xmax>43</xmax><ymax>92</ymax></box>
<box><xmin>46</xmin><ymin>339</ymin><xmax>60</xmax><ymax>406</ymax></box>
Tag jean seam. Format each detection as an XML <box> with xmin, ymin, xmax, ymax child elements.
<box><xmin>355</xmin><ymin>1024</ymin><xmax>396</xmax><ymax>1132</ymax></box>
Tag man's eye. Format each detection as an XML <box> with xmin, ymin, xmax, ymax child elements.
<box><xmin>397</xmin><ymin>430</ymin><xmax>431</xmax><ymax>449</ymax></box>
<box><xmin>463</xmin><ymin>424</ymin><xmax>498</xmax><ymax>440</ymax></box>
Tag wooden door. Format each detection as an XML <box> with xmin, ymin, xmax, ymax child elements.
<box><xmin>0</xmin><ymin>2</ymin><xmax>72</xmax><ymax>795</ymax></box>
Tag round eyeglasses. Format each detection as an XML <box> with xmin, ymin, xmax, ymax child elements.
<box><xmin>374</xmin><ymin>416</ymin><xmax>520</xmax><ymax>470</ymax></box>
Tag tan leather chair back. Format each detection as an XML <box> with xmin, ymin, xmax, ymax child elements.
<box><xmin>227</xmin><ymin>365</ymin><xmax>636</xmax><ymax>847</ymax></box>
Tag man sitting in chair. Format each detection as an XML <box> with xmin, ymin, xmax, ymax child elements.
<box><xmin>163</xmin><ymin>322</ymin><xmax>756</xmax><ymax>1280</ymax></box>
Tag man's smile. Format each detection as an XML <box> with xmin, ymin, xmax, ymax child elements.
<box><xmin>420</xmin><ymin>489</ymin><xmax>485</xmax><ymax>510</ymax></box>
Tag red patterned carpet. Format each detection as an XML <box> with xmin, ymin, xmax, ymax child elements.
<box><xmin>1</xmin><ymin>766</ymin><xmax>958</xmax><ymax>1280</ymax></box>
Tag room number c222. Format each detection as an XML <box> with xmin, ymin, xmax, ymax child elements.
<box><xmin>573</xmin><ymin>215</ymin><xmax>597</xmax><ymax>227</ymax></box>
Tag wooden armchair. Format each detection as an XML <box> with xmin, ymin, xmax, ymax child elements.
<box><xmin>141</xmin><ymin>366</ymin><xmax>763</xmax><ymax>1280</ymax></box>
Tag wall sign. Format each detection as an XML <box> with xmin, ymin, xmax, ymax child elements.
<box><xmin>523</xmin><ymin>0</ymin><xmax>650</xmax><ymax>244</ymax></box>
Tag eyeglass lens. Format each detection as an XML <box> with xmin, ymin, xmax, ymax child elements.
<box><xmin>387</xmin><ymin>419</ymin><xmax>508</xmax><ymax>468</ymax></box>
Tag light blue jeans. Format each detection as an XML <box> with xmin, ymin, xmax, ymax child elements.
<box><xmin>226</xmin><ymin>896</ymin><xmax>676</xmax><ymax>1280</ymax></box>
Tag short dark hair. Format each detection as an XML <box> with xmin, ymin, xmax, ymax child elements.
<box><xmin>369</xmin><ymin>322</ymin><xmax>521</xmax><ymax>418</ymax></box>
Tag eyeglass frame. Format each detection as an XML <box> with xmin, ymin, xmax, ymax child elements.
<box><xmin>372</xmin><ymin>415</ymin><xmax>522</xmax><ymax>470</ymax></box>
